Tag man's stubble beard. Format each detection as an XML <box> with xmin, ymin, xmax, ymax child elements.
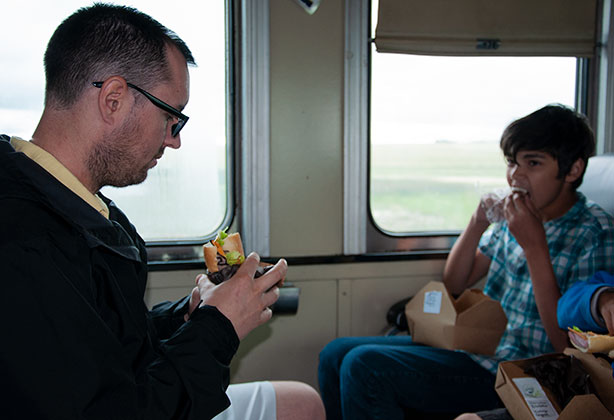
<box><xmin>87</xmin><ymin>118</ymin><xmax>150</xmax><ymax>190</ymax></box>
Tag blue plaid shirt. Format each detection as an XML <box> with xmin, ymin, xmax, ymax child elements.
<box><xmin>467</xmin><ymin>193</ymin><xmax>614</xmax><ymax>374</ymax></box>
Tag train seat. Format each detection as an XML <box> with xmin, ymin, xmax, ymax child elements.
<box><xmin>578</xmin><ymin>154</ymin><xmax>614</xmax><ymax>216</ymax></box>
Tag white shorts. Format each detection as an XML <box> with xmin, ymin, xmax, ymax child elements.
<box><xmin>212</xmin><ymin>381</ymin><xmax>276</xmax><ymax>420</ymax></box>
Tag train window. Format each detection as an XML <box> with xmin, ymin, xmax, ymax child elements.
<box><xmin>1</xmin><ymin>1</ymin><xmax>231</xmax><ymax>243</ymax></box>
<box><xmin>370</xmin><ymin>54</ymin><xmax>576</xmax><ymax>233</ymax></box>
<box><xmin>368</xmin><ymin>0</ymin><xmax>590</xmax><ymax>235</ymax></box>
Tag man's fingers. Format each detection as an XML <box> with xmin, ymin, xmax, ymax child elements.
<box><xmin>262</xmin><ymin>285</ymin><xmax>280</xmax><ymax>308</ymax></box>
<box><xmin>189</xmin><ymin>286</ymin><xmax>200</xmax><ymax>311</ymax></box>
<box><xmin>195</xmin><ymin>273</ymin><xmax>205</xmax><ymax>285</ymax></box>
<box><xmin>257</xmin><ymin>259</ymin><xmax>288</xmax><ymax>292</ymax></box>
<box><xmin>235</xmin><ymin>252</ymin><xmax>260</xmax><ymax>278</ymax></box>
<box><xmin>259</xmin><ymin>307</ymin><xmax>273</xmax><ymax>324</ymax></box>
<box><xmin>184</xmin><ymin>286</ymin><xmax>201</xmax><ymax>321</ymax></box>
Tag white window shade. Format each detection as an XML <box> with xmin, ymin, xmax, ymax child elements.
<box><xmin>375</xmin><ymin>0</ymin><xmax>599</xmax><ymax>57</ymax></box>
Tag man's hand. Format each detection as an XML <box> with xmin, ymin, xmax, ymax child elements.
<box><xmin>598</xmin><ymin>291</ymin><xmax>614</xmax><ymax>335</ymax></box>
<box><xmin>185</xmin><ymin>253</ymin><xmax>286</xmax><ymax>340</ymax></box>
<box><xmin>184</xmin><ymin>277</ymin><xmax>212</xmax><ymax>322</ymax></box>
<box><xmin>504</xmin><ymin>192</ymin><xmax>546</xmax><ymax>252</ymax></box>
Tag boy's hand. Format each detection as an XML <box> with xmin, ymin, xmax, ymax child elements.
<box><xmin>505</xmin><ymin>191</ymin><xmax>567</xmax><ymax>350</ymax></box>
<box><xmin>479</xmin><ymin>189</ymin><xmax>509</xmax><ymax>224</ymax></box>
<box><xmin>443</xmin><ymin>195</ymin><xmax>492</xmax><ymax>295</ymax></box>
<box><xmin>598</xmin><ymin>291</ymin><xmax>614</xmax><ymax>335</ymax></box>
<box><xmin>504</xmin><ymin>192</ymin><xmax>546</xmax><ymax>252</ymax></box>
<box><xmin>474</xmin><ymin>195</ymin><xmax>494</xmax><ymax>227</ymax></box>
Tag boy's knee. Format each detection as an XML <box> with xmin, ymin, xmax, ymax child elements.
<box><xmin>339</xmin><ymin>346</ymin><xmax>379</xmax><ymax>387</ymax></box>
<box><xmin>319</xmin><ymin>337</ymin><xmax>351</xmax><ymax>368</ymax></box>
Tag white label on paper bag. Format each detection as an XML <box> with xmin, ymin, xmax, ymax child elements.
<box><xmin>512</xmin><ymin>377</ymin><xmax>558</xmax><ymax>420</ymax></box>
<box><xmin>423</xmin><ymin>291</ymin><xmax>442</xmax><ymax>314</ymax></box>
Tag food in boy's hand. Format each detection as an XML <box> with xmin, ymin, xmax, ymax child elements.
<box><xmin>203</xmin><ymin>230</ymin><xmax>279</xmax><ymax>285</ymax></box>
<box><xmin>510</xmin><ymin>186</ymin><xmax>529</xmax><ymax>196</ymax></box>
<box><xmin>568</xmin><ymin>326</ymin><xmax>614</xmax><ymax>357</ymax></box>
<box><xmin>481</xmin><ymin>185</ymin><xmax>530</xmax><ymax>223</ymax></box>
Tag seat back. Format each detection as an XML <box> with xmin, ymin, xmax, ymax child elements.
<box><xmin>578</xmin><ymin>154</ymin><xmax>614</xmax><ymax>216</ymax></box>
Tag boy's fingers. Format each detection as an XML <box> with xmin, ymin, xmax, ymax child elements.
<box><xmin>599</xmin><ymin>292</ymin><xmax>614</xmax><ymax>335</ymax></box>
<box><xmin>604</xmin><ymin>309</ymin><xmax>614</xmax><ymax>335</ymax></box>
<box><xmin>520</xmin><ymin>193</ymin><xmax>541</xmax><ymax>218</ymax></box>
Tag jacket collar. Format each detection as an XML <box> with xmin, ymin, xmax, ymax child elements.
<box><xmin>0</xmin><ymin>136</ymin><xmax>143</xmax><ymax>263</ymax></box>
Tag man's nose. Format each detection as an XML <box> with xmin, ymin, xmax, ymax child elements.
<box><xmin>165</xmin><ymin>132</ymin><xmax>181</xmax><ymax>149</ymax></box>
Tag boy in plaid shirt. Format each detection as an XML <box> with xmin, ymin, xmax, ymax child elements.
<box><xmin>445</xmin><ymin>104</ymin><xmax>614</xmax><ymax>373</ymax></box>
<box><xmin>318</xmin><ymin>104</ymin><xmax>614</xmax><ymax>419</ymax></box>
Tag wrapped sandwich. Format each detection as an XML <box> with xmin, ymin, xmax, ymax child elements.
<box><xmin>568</xmin><ymin>326</ymin><xmax>614</xmax><ymax>357</ymax></box>
<box><xmin>203</xmin><ymin>230</ymin><xmax>277</xmax><ymax>285</ymax></box>
<box><xmin>481</xmin><ymin>185</ymin><xmax>530</xmax><ymax>223</ymax></box>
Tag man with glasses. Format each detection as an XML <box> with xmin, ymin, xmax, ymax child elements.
<box><xmin>0</xmin><ymin>4</ymin><xmax>323</xmax><ymax>420</ymax></box>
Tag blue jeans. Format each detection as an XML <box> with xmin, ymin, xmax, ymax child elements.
<box><xmin>318</xmin><ymin>336</ymin><xmax>502</xmax><ymax>420</ymax></box>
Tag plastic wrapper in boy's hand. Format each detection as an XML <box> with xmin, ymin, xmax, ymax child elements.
<box><xmin>480</xmin><ymin>188</ymin><xmax>508</xmax><ymax>224</ymax></box>
<box><xmin>480</xmin><ymin>186</ymin><xmax>529</xmax><ymax>224</ymax></box>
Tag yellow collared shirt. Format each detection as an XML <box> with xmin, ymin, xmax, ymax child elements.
<box><xmin>10</xmin><ymin>137</ymin><xmax>110</xmax><ymax>219</ymax></box>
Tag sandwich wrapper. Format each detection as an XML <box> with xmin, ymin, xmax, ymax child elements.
<box><xmin>404</xmin><ymin>281</ymin><xmax>507</xmax><ymax>355</ymax></box>
<box><xmin>495</xmin><ymin>349</ymin><xmax>614</xmax><ymax>420</ymax></box>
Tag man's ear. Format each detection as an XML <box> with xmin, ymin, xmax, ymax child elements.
<box><xmin>564</xmin><ymin>158</ymin><xmax>585</xmax><ymax>185</ymax></box>
<box><xmin>95</xmin><ymin>77</ymin><xmax>131</xmax><ymax>125</ymax></box>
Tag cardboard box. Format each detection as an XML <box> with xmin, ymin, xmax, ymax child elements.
<box><xmin>404</xmin><ymin>281</ymin><xmax>507</xmax><ymax>355</ymax></box>
<box><xmin>495</xmin><ymin>349</ymin><xmax>614</xmax><ymax>420</ymax></box>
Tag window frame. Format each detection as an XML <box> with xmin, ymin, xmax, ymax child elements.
<box><xmin>148</xmin><ymin>0</ymin><xmax>238</xmax><ymax>265</ymax></box>
<box><xmin>147</xmin><ymin>0</ymin><xmax>273</xmax><ymax>267</ymax></box>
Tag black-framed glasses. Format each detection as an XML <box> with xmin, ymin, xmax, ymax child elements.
<box><xmin>92</xmin><ymin>81</ymin><xmax>189</xmax><ymax>137</ymax></box>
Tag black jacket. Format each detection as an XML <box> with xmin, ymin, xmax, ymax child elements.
<box><xmin>0</xmin><ymin>136</ymin><xmax>239</xmax><ymax>419</ymax></box>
